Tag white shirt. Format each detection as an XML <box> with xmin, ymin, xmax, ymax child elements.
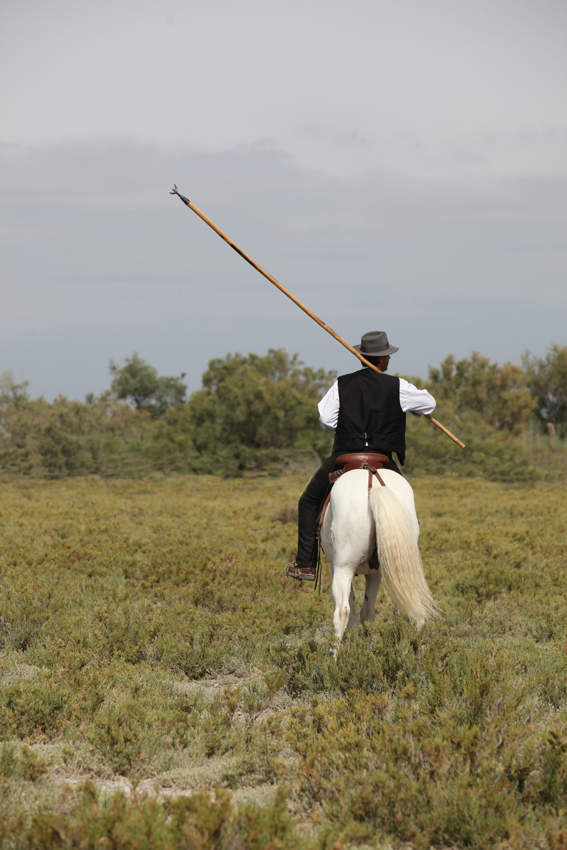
<box><xmin>318</xmin><ymin>376</ymin><xmax>436</xmax><ymax>432</ymax></box>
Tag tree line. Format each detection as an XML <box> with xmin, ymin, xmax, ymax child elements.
<box><xmin>0</xmin><ymin>345</ymin><xmax>565</xmax><ymax>481</ymax></box>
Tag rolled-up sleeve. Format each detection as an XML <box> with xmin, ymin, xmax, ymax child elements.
<box><xmin>399</xmin><ymin>378</ymin><xmax>436</xmax><ymax>417</ymax></box>
<box><xmin>318</xmin><ymin>381</ymin><xmax>340</xmax><ymax>431</ymax></box>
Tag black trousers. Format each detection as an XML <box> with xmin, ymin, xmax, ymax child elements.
<box><xmin>295</xmin><ymin>451</ymin><xmax>401</xmax><ymax>568</ymax></box>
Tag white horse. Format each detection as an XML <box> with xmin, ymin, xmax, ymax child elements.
<box><xmin>319</xmin><ymin>469</ymin><xmax>438</xmax><ymax>642</ymax></box>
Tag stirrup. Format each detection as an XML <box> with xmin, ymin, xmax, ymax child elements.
<box><xmin>284</xmin><ymin>562</ymin><xmax>316</xmax><ymax>581</ymax></box>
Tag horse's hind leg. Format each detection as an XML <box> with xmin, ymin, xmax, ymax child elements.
<box><xmin>347</xmin><ymin>585</ymin><xmax>358</xmax><ymax>636</ymax></box>
<box><xmin>331</xmin><ymin>570</ymin><xmax>354</xmax><ymax>642</ymax></box>
<box><xmin>360</xmin><ymin>570</ymin><xmax>382</xmax><ymax>626</ymax></box>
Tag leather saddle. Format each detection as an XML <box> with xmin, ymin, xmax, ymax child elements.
<box><xmin>329</xmin><ymin>452</ymin><xmax>390</xmax><ymax>486</ymax></box>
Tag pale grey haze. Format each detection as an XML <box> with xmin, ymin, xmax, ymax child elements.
<box><xmin>1</xmin><ymin>0</ymin><xmax>566</xmax><ymax>400</ymax></box>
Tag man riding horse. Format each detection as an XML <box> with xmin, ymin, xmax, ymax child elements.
<box><xmin>284</xmin><ymin>330</ymin><xmax>436</xmax><ymax>581</ymax></box>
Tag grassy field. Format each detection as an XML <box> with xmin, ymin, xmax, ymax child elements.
<box><xmin>1</xmin><ymin>470</ymin><xmax>567</xmax><ymax>848</ymax></box>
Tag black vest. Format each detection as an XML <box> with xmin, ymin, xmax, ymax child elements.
<box><xmin>332</xmin><ymin>369</ymin><xmax>406</xmax><ymax>464</ymax></box>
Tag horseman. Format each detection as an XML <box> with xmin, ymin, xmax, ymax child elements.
<box><xmin>284</xmin><ymin>330</ymin><xmax>437</xmax><ymax>582</ymax></box>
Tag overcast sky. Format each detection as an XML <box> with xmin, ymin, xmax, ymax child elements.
<box><xmin>1</xmin><ymin>0</ymin><xmax>566</xmax><ymax>400</ymax></box>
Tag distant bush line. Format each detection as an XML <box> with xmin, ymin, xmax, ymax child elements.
<box><xmin>1</xmin><ymin>345</ymin><xmax>566</xmax><ymax>482</ymax></box>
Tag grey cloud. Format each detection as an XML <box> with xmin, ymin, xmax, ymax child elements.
<box><xmin>3</xmin><ymin>1</ymin><xmax>567</xmax><ymax>180</ymax></box>
<box><xmin>1</xmin><ymin>140</ymin><xmax>566</xmax><ymax>400</ymax></box>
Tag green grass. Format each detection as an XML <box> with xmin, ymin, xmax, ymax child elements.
<box><xmin>1</xmin><ymin>472</ymin><xmax>567</xmax><ymax>848</ymax></box>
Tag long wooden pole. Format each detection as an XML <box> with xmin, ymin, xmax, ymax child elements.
<box><xmin>170</xmin><ymin>186</ymin><xmax>465</xmax><ymax>449</ymax></box>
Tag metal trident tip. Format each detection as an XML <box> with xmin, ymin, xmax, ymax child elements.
<box><xmin>170</xmin><ymin>185</ymin><xmax>190</xmax><ymax>205</ymax></box>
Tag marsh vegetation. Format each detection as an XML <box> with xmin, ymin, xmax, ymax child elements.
<box><xmin>1</xmin><ymin>473</ymin><xmax>567</xmax><ymax>848</ymax></box>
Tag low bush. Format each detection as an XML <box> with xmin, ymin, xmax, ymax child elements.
<box><xmin>1</xmin><ymin>475</ymin><xmax>567</xmax><ymax>847</ymax></box>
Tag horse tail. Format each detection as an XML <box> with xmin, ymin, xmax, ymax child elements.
<box><xmin>369</xmin><ymin>485</ymin><xmax>439</xmax><ymax>628</ymax></box>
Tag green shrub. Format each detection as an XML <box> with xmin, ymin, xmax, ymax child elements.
<box><xmin>1</xmin><ymin>475</ymin><xmax>567</xmax><ymax>848</ymax></box>
<box><xmin>7</xmin><ymin>784</ymin><xmax>312</xmax><ymax>850</ymax></box>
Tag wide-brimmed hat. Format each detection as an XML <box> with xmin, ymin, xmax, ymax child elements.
<box><xmin>354</xmin><ymin>331</ymin><xmax>399</xmax><ymax>357</ymax></box>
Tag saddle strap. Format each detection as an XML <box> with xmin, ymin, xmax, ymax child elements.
<box><xmin>369</xmin><ymin>466</ymin><xmax>386</xmax><ymax>489</ymax></box>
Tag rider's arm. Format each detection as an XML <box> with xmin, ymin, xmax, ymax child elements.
<box><xmin>318</xmin><ymin>381</ymin><xmax>340</xmax><ymax>431</ymax></box>
<box><xmin>399</xmin><ymin>378</ymin><xmax>436</xmax><ymax>417</ymax></box>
